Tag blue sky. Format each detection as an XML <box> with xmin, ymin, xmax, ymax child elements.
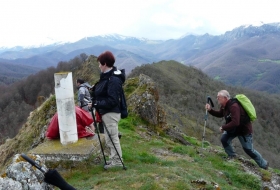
<box><xmin>0</xmin><ymin>0</ymin><xmax>279</xmax><ymax>47</ymax></box>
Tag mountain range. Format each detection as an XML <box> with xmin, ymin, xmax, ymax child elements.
<box><xmin>1</xmin><ymin>23</ymin><xmax>280</xmax><ymax>93</ymax></box>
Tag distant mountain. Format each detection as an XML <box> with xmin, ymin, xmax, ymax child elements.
<box><xmin>223</xmin><ymin>22</ymin><xmax>280</xmax><ymax>40</ymax></box>
<box><xmin>1</xmin><ymin>23</ymin><xmax>280</xmax><ymax>93</ymax></box>
<box><xmin>0</xmin><ymin>34</ymin><xmax>160</xmax><ymax>72</ymax></box>
<box><xmin>0</xmin><ymin>61</ymin><xmax>41</xmax><ymax>85</ymax></box>
<box><xmin>62</xmin><ymin>45</ymin><xmax>153</xmax><ymax>72</ymax></box>
<box><xmin>189</xmin><ymin>24</ymin><xmax>280</xmax><ymax>93</ymax></box>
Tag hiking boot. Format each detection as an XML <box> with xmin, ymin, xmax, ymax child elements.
<box><xmin>104</xmin><ymin>160</ymin><xmax>123</xmax><ymax>169</ymax></box>
<box><xmin>105</xmin><ymin>157</ymin><xmax>120</xmax><ymax>165</ymax></box>
<box><xmin>264</xmin><ymin>162</ymin><xmax>269</xmax><ymax>170</ymax></box>
<box><xmin>223</xmin><ymin>155</ymin><xmax>236</xmax><ymax>160</ymax></box>
<box><xmin>105</xmin><ymin>160</ymin><xmax>112</xmax><ymax>165</ymax></box>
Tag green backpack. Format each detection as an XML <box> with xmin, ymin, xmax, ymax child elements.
<box><xmin>232</xmin><ymin>94</ymin><xmax>257</xmax><ymax>122</ymax></box>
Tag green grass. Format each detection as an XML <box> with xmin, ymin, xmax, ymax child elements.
<box><xmin>56</xmin><ymin>115</ymin><xmax>264</xmax><ymax>190</ymax></box>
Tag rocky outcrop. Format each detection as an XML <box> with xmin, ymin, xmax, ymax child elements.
<box><xmin>127</xmin><ymin>74</ymin><xmax>191</xmax><ymax>145</ymax></box>
<box><xmin>127</xmin><ymin>74</ymin><xmax>166</xmax><ymax>129</ymax></box>
<box><xmin>0</xmin><ymin>154</ymin><xmax>53</xmax><ymax>190</ymax></box>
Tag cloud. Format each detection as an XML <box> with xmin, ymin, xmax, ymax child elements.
<box><xmin>1</xmin><ymin>0</ymin><xmax>280</xmax><ymax>47</ymax></box>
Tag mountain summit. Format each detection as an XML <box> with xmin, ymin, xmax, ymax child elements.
<box><xmin>224</xmin><ymin>22</ymin><xmax>280</xmax><ymax>40</ymax></box>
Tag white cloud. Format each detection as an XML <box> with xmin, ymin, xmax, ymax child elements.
<box><xmin>0</xmin><ymin>0</ymin><xmax>280</xmax><ymax>47</ymax></box>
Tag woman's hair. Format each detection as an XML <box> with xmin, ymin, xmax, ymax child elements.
<box><xmin>97</xmin><ymin>51</ymin><xmax>115</xmax><ymax>67</ymax></box>
<box><xmin>218</xmin><ymin>90</ymin><xmax>230</xmax><ymax>99</ymax></box>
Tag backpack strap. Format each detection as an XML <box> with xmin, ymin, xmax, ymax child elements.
<box><xmin>229</xmin><ymin>98</ymin><xmax>250</xmax><ymax>124</ymax></box>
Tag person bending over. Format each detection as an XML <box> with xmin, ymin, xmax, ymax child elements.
<box><xmin>76</xmin><ymin>79</ymin><xmax>91</xmax><ymax>112</ymax></box>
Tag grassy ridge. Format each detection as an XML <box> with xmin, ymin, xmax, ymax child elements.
<box><xmin>128</xmin><ymin>61</ymin><xmax>280</xmax><ymax>169</ymax></box>
<box><xmin>62</xmin><ymin>114</ymin><xmax>270</xmax><ymax>190</ymax></box>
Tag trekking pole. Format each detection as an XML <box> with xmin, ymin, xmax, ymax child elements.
<box><xmin>21</xmin><ymin>154</ymin><xmax>76</xmax><ymax>190</ymax></box>
<box><xmin>89</xmin><ymin>107</ymin><xmax>107</xmax><ymax>166</ymax></box>
<box><xmin>202</xmin><ymin>96</ymin><xmax>214</xmax><ymax>148</ymax></box>
<box><xmin>101</xmin><ymin>117</ymin><xmax>127</xmax><ymax>170</ymax></box>
<box><xmin>86</xmin><ymin>127</ymin><xmax>95</xmax><ymax>137</ymax></box>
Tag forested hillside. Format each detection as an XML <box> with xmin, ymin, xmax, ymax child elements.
<box><xmin>190</xmin><ymin>34</ymin><xmax>280</xmax><ymax>94</ymax></box>
<box><xmin>0</xmin><ymin>62</ymin><xmax>40</xmax><ymax>85</ymax></box>
<box><xmin>0</xmin><ymin>54</ymin><xmax>87</xmax><ymax>144</ymax></box>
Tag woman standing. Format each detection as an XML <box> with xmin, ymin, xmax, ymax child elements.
<box><xmin>92</xmin><ymin>51</ymin><xmax>125</xmax><ymax>169</ymax></box>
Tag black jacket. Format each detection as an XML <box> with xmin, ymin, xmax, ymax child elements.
<box><xmin>94</xmin><ymin>67</ymin><xmax>125</xmax><ymax>115</ymax></box>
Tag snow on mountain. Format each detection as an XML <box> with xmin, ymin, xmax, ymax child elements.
<box><xmin>2</xmin><ymin>22</ymin><xmax>280</xmax><ymax>53</ymax></box>
<box><xmin>93</xmin><ymin>33</ymin><xmax>165</xmax><ymax>44</ymax></box>
<box><xmin>0</xmin><ymin>37</ymin><xmax>71</xmax><ymax>51</ymax></box>
<box><xmin>98</xmin><ymin>33</ymin><xmax>147</xmax><ymax>41</ymax></box>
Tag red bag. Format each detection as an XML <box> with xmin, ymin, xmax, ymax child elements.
<box><xmin>46</xmin><ymin>113</ymin><xmax>60</xmax><ymax>139</ymax></box>
<box><xmin>46</xmin><ymin>106</ymin><xmax>94</xmax><ymax>139</ymax></box>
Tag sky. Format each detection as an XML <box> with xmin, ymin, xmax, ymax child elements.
<box><xmin>1</xmin><ymin>0</ymin><xmax>279</xmax><ymax>47</ymax></box>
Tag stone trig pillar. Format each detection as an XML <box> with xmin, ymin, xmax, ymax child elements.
<box><xmin>54</xmin><ymin>72</ymin><xmax>78</xmax><ymax>145</ymax></box>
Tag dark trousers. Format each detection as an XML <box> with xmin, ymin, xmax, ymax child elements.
<box><xmin>221</xmin><ymin>132</ymin><xmax>267</xmax><ymax>168</ymax></box>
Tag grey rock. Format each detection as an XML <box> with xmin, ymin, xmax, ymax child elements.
<box><xmin>0</xmin><ymin>154</ymin><xmax>53</xmax><ymax>190</ymax></box>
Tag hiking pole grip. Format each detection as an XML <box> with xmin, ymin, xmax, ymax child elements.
<box><xmin>44</xmin><ymin>169</ymin><xmax>76</xmax><ymax>190</ymax></box>
<box><xmin>205</xmin><ymin>96</ymin><xmax>212</xmax><ymax>120</ymax></box>
<box><xmin>202</xmin><ymin>96</ymin><xmax>213</xmax><ymax>148</ymax></box>
<box><xmin>207</xmin><ymin>96</ymin><xmax>214</xmax><ymax>107</ymax></box>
